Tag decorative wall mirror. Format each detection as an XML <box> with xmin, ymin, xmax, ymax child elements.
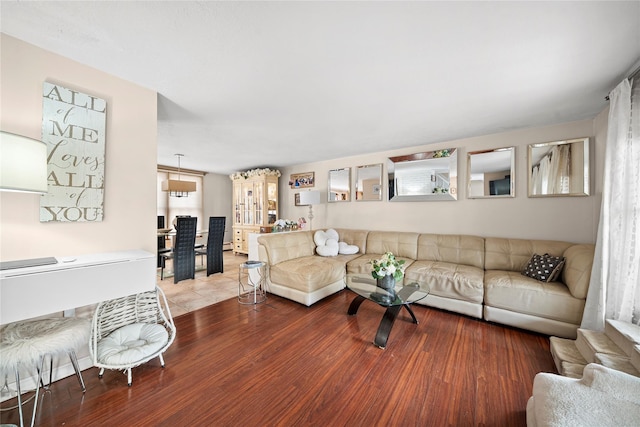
<box><xmin>355</xmin><ymin>164</ymin><xmax>383</xmax><ymax>201</ymax></box>
<box><xmin>528</xmin><ymin>137</ymin><xmax>589</xmax><ymax>197</ymax></box>
<box><xmin>387</xmin><ymin>148</ymin><xmax>458</xmax><ymax>201</ymax></box>
<box><xmin>328</xmin><ymin>167</ymin><xmax>351</xmax><ymax>202</ymax></box>
<box><xmin>467</xmin><ymin>147</ymin><xmax>515</xmax><ymax>198</ymax></box>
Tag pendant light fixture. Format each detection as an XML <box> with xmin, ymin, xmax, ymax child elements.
<box><xmin>162</xmin><ymin>153</ymin><xmax>196</xmax><ymax>197</ymax></box>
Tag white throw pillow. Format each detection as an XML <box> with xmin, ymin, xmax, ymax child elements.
<box><xmin>325</xmin><ymin>228</ymin><xmax>339</xmax><ymax>241</ymax></box>
<box><xmin>314</xmin><ymin>230</ymin><xmax>328</xmax><ymax>246</ymax></box>
<box><xmin>338</xmin><ymin>241</ymin><xmax>359</xmax><ymax>255</ymax></box>
<box><xmin>316</xmin><ymin>238</ymin><xmax>339</xmax><ymax>256</ymax></box>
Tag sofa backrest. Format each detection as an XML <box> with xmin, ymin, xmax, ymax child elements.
<box><xmin>562</xmin><ymin>244</ymin><xmax>595</xmax><ymax>299</ymax></box>
<box><xmin>257</xmin><ymin>231</ymin><xmax>315</xmax><ymax>265</ymax></box>
<box><xmin>484</xmin><ymin>237</ymin><xmax>573</xmax><ymax>272</ymax></box>
<box><xmin>365</xmin><ymin>231</ymin><xmax>419</xmax><ymax>259</ymax></box>
<box><xmin>334</xmin><ymin>228</ymin><xmax>369</xmax><ymax>254</ymax></box>
<box><xmin>417</xmin><ymin>234</ymin><xmax>485</xmax><ymax>269</ymax></box>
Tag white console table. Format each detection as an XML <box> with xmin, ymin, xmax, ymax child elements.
<box><xmin>0</xmin><ymin>250</ymin><xmax>155</xmax><ymax>325</ymax></box>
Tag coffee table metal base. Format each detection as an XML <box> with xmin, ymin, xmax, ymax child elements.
<box><xmin>347</xmin><ymin>295</ymin><xmax>419</xmax><ymax>349</ymax></box>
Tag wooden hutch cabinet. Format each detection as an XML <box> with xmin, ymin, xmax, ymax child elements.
<box><xmin>230</xmin><ymin>168</ymin><xmax>280</xmax><ymax>254</ymax></box>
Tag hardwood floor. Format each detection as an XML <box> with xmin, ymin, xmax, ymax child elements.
<box><xmin>0</xmin><ymin>291</ymin><xmax>555</xmax><ymax>426</ymax></box>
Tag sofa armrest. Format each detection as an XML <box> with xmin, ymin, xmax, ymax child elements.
<box><xmin>562</xmin><ymin>244</ymin><xmax>595</xmax><ymax>299</ymax></box>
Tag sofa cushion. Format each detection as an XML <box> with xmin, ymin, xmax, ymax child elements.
<box><xmin>416</xmin><ymin>234</ymin><xmax>485</xmax><ymax>269</ymax></box>
<box><xmin>269</xmin><ymin>255</ymin><xmax>348</xmax><ymax>293</ymax></box>
<box><xmin>484</xmin><ymin>270</ymin><xmax>585</xmax><ymax>324</ymax></box>
<box><xmin>405</xmin><ymin>261</ymin><xmax>484</xmax><ymax>303</ymax></box>
<box><xmin>365</xmin><ymin>231</ymin><xmax>419</xmax><ymax>259</ymax></box>
<box><xmin>522</xmin><ymin>253</ymin><xmax>565</xmax><ymax>282</ymax></box>
<box><xmin>334</xmin><ymin>229</ymin><xmax>368</xmax><ymax>253</ymax></box>
<box><xmin>485</xmin><ymin>237</ymin><xmax>573</xmax><ymax>272</ymax></box>
<box><xmin>97</xmin><ymin>323</ymin><xmax>168</xmax><ymax>366</ymax></box>
<box><xmin>562</xmin><ymin>244</ymin><xmax>595</xmax><ymax>299</ymax></box>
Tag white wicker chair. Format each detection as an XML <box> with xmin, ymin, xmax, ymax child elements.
<box><xmin>89</xmin><ymin>286</ymin><xmax>176</xmax><ymax>386</ymax></box>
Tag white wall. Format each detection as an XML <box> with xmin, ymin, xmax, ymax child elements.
<box><xmin>279</xmin><ymin>118</ymin><xmax>603</xmax><ymax>244</ymax></box>
<box><xmin>203</xmin><ymin>172</ymin><xmax>233</xmax><ymax>243</ymax></box>
<box><xmin>0</xmin><ymin>34</ymin><xmax>158</xmax><ymax>260</ymax></box>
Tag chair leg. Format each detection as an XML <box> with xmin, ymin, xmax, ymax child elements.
<box><xmin>14</xmin><ymin>365</ymin><xmax>25</xmax><ymax>427</ymax></box>
<box><xmin>37</xmin><ymin>354</ymin><xmax>52</xmax><ymax>390</ymax></box>
<box><xmin>68</xmin><ymin>350</ymin><xmax>86</xmax><ymax>393</ymax></box>
<box><xmin>98</xmin><ymin>367</ymin><xmax>105</xmax><ymax>378</ymax></box>
<box><xmin>159</xmin><ymin>353</ymin><xmax>165</xmax><ymax>368</ymax></box>
<box><xmin>30</xmin><ymin>357</ymin><xmax>45</xmax><ymax>427</ymax></box>
<box><xmin>160</xmin><ymin>257</ymin><xmax>165</xmax><ymax>280</ymax></box>
<box><xmin>127</xmin><ymin>368</ymin><xmax>132</xmax><ymax>387</ymax></box>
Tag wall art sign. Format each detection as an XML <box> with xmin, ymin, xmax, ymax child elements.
<box><xmin>40</xmin><ymin>83</ymin><xmax>107</xmax><ymax>222</ymax></box>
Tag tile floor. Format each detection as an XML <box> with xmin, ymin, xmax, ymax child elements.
<box><xmin>157</xmin><ymin>250</ymin><xmax>249</xmax><ymax>318</ymax></box>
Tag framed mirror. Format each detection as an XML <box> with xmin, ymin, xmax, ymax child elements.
<box><xmin>467</xmin><ymin>147</ymin><xmax>515</xmax><ymax>198</ymax></box>
<box><xmin>528</xmin><ymin>137</ymin><xmax>589</xmax><ymax>197</ymax></box>
<box><xmin>328</xmin><ymin>167</ymin><xmax>351</xmax><ymax>202</ymax></box>
<box><xmin>355</xmin><ymin>164</ymin><xmax>383</xmax><ymax>201</ymax></box>
<box><xmin>387</xmin><ymin>148</ymin><xmax>458</xmax><ymax>201</ymax></box>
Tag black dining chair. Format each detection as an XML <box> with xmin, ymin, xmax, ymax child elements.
<box><xmin>195</xmin><ymin>216</ymin><xmax>226</xmax><ymax>276</ymax></box>
<box><xmin>160</xmin><ymin>216</ymin><xmax>197</xmax><ymax>283</ymax></box>
<box><xmin>157</xmin><ymin>215</ymin><xmax>168</xmax><ymax>268</ymax></box>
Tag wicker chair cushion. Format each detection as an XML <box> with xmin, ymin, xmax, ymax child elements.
<box><xmin>97</xmin><ymin>323</ymin><xmax>168</xmax><ymax>366</ymax></box>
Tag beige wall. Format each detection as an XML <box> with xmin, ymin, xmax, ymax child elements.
<box><xmin>0</xmin><ymin>34</ymin><xmax>157</xmax><ymax>260</ymax></box>
<box><xmin>280</xmin><ymin>118</ymin><xmax>604</xmax><ymax>244</ymax></box>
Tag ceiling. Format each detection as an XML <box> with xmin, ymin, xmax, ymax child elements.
<box><xmin>2</xmin><ymin>1</ymin><xmax>639</xmax><ymax>175</ymax></box>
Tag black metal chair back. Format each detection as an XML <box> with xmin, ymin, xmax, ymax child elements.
<box><xmin>173</xmin><ymin>216</ymin><xmax>197</xmax><ymax>283</ymax></box>
<box><xmin>205</xmin><ymin>216</ymin><xmax>226</xmax><ymax>276</ymax></box>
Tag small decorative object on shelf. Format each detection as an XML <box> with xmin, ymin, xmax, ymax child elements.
<box><xmin>297</xmin><ymin>217</ymin><xmax>307</xmax><ymax>229</ymax></box>
<box><xmin>272</xmin><ymin>219</ymin><xmax>298</xmax><ymax>232</ymax></box>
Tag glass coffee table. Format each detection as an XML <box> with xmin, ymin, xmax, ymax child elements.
<box><xmin>345</xmin><ymin>274</ymin><xmax>429</xmax><ymax>349</ymax></box>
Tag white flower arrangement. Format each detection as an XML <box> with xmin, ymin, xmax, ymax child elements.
<box><xmin>229</xmin><ymin>168</ymin><xmax>282</xmax><ymax>180</ymax></box>
<box><xmin>370</xmin><ymin>251</ymin><xmax>405</xmax><ymax>281</ymax></box>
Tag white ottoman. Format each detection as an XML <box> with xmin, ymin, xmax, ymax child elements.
<box><xmin>0</xmin><ymin>317</ymin><xmax>89</xmax><ymax>427</ymax></box>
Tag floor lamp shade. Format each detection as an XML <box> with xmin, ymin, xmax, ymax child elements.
<box><xmin>0</xmin><ymin>131</ymin><xmax>48</xmax><ymax>194</ymax></box>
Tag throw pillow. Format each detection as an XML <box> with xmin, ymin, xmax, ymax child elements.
<box><xmin>316</xmin><ymin>239</ymin><xmax>339</xmax><ymax>257</ymax></box>
<box><xmin>325</xmin><ymin>228</ymin><xmax>339</xmax><ymax>241</ymax></box>
<box><xmin>522</xmin><ymin>253</ymin><xmax>566</xmax><ymax>282</ymax></box>
<box><xmin>313</xmin><ymin>230</ymin><xmax>328</xmax><ymax>247</ymax></box>
<box><xmin>338</xmin><ymin>241</ymin><xmax>359</xmax><ymax>255</ymax></box>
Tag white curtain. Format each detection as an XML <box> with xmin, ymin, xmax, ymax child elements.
<box><xmin>582</xmin><ymin>78</ymin><xmax>640</xmax><ymax>330</ymax></box>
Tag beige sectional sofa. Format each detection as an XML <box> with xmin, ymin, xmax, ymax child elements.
<box><xmin>256</xmin><ymin>229</ymin><xmax>595</xmax><ymax>339</ymax></box>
